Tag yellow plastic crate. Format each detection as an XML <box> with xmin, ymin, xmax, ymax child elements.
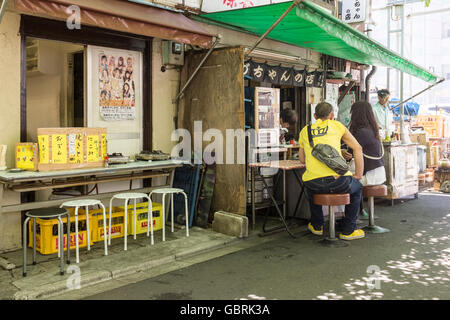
<box><xmin>27</xmin><ymin>208</ymin><xmax>94</xmax><ymax>255</ymax></box>
<box><xmin>118</xmin><ymin>202</ymin><xmax>163</xmax><ymax>235</ymax></box>
<box><xmin>86</xmin><ymin>207</ymin><xmax>126</xmax><ymax>243</ymax></box>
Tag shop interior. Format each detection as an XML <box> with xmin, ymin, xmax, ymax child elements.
<box><xmin>26</xmin><ymin>38</ymin><xmax>85</xmax><ymax>142</ymax></box>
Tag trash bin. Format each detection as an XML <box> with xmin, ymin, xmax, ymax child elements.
<box><xmin>417</xmin><ymin>145</ymin><xmax>427</xmax><ymax>173</ymax></box>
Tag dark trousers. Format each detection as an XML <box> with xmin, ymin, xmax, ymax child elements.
<box><xmin>304</xmin><ymin>176</ymin><xmax>362</xmax><ymax>235</ymax></box>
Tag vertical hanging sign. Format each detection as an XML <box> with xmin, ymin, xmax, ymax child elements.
<box><xmin>341</xmin><ymin>0</ymin><xmax>367</xmax><ymax>24</ymax></box>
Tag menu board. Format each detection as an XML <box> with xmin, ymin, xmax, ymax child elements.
<box><xmin>37</xmin><ymin>128</ymin><xmax>107</xmax><ymax>172</ymax></box>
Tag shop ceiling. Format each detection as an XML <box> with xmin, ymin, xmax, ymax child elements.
<box><xmin>195</xmin><ymin>0</ymin><xmax>438</xmax><ymax>84</ymax></box>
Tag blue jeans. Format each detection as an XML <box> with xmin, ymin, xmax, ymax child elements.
<box><xmin>304</xmin><ymin>176</ymin><xmax>362</xmax><ymax>235</ymax></box>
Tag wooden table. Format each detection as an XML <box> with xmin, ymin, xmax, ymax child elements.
<box><xmin>0</xmin><ymin>160</ymin><xmax>185</xmax><ymax>215</ymax></box>
<box><xmin>248</xmin><ymin>160</ymin><xmax>306</xmax><ymax>237</ymax></box>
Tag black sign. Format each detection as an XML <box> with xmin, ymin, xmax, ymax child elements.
<box><xmin>250</xmin><ymin>61</ymin><xmax>266</xmax><ymax>82</ymax></box>
<box><xmin>305</xmin><ymin>71</ymin><xmax>316</xmax><ymax>87</ymax></box>
<box><xmin>244</xmin><ymin>60</ymin><xmax>324</xmax><ymax>87</ymax></box>
<box><xmin>243</xmin><ymin>60</ymin><xmax>252</xmax><ymax>77</ymax></box>
<box><xmin>279</xmin><ymin>68</ymin><xmax>294</xmax><ymax>86</ymax></box>
<box><xmin>292</xmin><ymin>69</ymin><xmax>305</xmax><ymax>87</ymax></box>
<box><xmin>265</xmin><ymin>65</ymin><xmax>281</xmax><ymax>84</ymax></box>
<box><xmin>314</xmin><ymin>70</ymin><xmax>326</xmax><ymax>87</ymax></box>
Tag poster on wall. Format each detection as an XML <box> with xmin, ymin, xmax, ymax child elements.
<box><xmin>325</xmin><ymin>83</ymin><xmax>339</xmax><ymax>117</ymax></box>
<box><xmin>94</xmin><ymin>49</ymin><xmax>139</xmax><ymax>121</ymax></box>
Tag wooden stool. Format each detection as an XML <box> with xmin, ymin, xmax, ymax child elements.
<box><xmin>362</xmin><ymin>185</ymin><xmax>389</xmax><ymax>234</ymax></box>
<box><xmin>313</xmin><ymin>194</ymin><xmax>350</xmax><ymax>247</ymax></box>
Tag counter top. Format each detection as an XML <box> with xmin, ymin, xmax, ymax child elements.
<box><xmin>0</xmin><ymin>160</ymin><xmax>186</xmax><ymax>183</ymax></box>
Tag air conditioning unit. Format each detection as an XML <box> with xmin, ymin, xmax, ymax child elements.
<box><xmin>162</xmin><ymin>40</ymin><xmax>184</xmax><ymax>66</ymax></box>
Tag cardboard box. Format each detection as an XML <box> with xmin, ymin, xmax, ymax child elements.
<box><xmin>37</xmin><ymin>127</ymin><xmax>107</xmax><ymax>171</ymax></box>
<box><xmin>409</xmin><ymin>132</ymin><xmax>428</xmax><ymax>146</ymax></box>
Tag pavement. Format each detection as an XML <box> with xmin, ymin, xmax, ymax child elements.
<box><xmin>81</xmin><ymin>191</ymin><xmax>450</xmax><ymax>301</ymax></box>
<box><xmin>0</xmin><ymin>225</ymin><xmax>240</xmax><ymax>300</ymax></box>
<box><xmin>1</xmin><ymin>189</ymin><xmax>449</xmax><ymax>300</ymax></box>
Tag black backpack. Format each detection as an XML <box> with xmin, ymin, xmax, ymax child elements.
<box><xmin>307</xmin><ymin>125</ymin><xmax>349</xmax><ymax>176</ymax></box>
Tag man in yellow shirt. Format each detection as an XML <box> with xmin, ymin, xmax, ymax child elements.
<box><xmin>299</xmin><ymin>102</ymin><xmax>365</xmax><ymax>240</ymax></box>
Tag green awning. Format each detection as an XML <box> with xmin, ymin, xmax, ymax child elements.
<box><xmin>196</xmin><ymin>1</ymin><xmax>438</xmax><ymax>83</ymax></box>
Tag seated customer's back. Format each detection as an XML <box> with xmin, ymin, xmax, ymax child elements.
<box><xmin>349</xmin><ymin>101</ymin><xmax>386</xmax><ymax>186</ymax></box>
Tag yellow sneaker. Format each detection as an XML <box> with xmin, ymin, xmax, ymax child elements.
<box><xmin>308</xmin><ymin>222</ymin><xmax>323</xmax><ymax>236</ymax></box>
<box><xmin>339</xmin><ymin>229</ymin><xmax>365</xmax><ymax>240</ymax></box>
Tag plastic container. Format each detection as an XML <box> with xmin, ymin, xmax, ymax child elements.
<box><xmin>27</xmin><ymin>208</ymin><xmax>94</xmax><ymax>255</ymax></box>
<box><xmin>117</xmin><ymin>202</ymin><xmax>163</xmax><ymax>235</ymax></box>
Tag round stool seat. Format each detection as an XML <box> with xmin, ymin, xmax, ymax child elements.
<box><xmin>313</xmin><ymin>194</ymin><xmax>350</xmax><ymax>206</ymax></box>
<box><xmin>61</xmin><ymin>199</ymin><xmax>102</xmax><ymax>207</ymax></box>
<box><xmin>151</xmin><ymin>188</ymin><xmax>184</xmax><ymax>194</ymax></box>
<box><xmin>26</xmin><ymin>207</ymin><xmax>69</xmax><ymax>219</ymax></box>
<box><xmin>112</xmin><ymin>192</ymin><xmax>148</xmax><ymax>200</ymax></box>
<box><xmin>363</xmin><ymin>185</ymin><xmax>387</xmax><ymax>197</ymax></box>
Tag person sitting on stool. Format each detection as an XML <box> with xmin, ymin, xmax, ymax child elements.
<box><xmin>298</xmin><ymin>102</ymin><xmax>365</xmax><ymax>240</ymax></box>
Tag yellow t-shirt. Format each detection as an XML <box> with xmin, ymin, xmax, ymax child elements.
<box><xmin>299</xmin><ymin>119</ymin><xmax>352</xmax><ymax>182</ymax></box>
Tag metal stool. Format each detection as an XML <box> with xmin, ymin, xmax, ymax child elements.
<box><xmin>60</xmin><ymin>199</ymin><xmax>108</xmax><ymax>263</ymax></box>
<box><xmin>362</xmin><ymin>185</ymin><xmax>389</xmax><ymax>234</ymax></box>
<box><xmin>23</xmin><ymin>208</ymin><xmax>70</xmax><ymax>277</ymax></box>
<box><xmin>313</xmin><ymin>194</ymin><xmax>350</xmax><ymax>247</ymax></box>
<box><xmin>109</xmin><ymin>192</ymin><xmax>154</xmax><ymax>250</ymax></box>
<box><xmin>149</xmin><ymin>188</ymin><xmax>189</xmax><ymax>242</ymax></box>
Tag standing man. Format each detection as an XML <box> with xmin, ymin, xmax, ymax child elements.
<box><xmin>298</xmin><ymin>102</ymin><xmax>365</xmax><ymax>240</ymax></box>
<box><xmin>372</xmin><ymin>89</ymin><xmax>393</xmax><ymax>139</ymax></box>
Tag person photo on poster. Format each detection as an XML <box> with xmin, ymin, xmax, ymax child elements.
<box><xmin>98</xmin><ymin>50</ymin><xmax>136</xmax><ymax>120</ymax></box>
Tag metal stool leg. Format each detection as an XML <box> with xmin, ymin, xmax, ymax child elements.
<box><xmin>85</xmin><ymin>206</ymin><xmax>90</xmax><ymax>251</ymax></box>
<box><xmin>33</xmin><ymin>217</ymin><xmax>37</xmax><ymax>265</ymax></box>
<box><xmin>124</xmin><ymin>199</ymin><xmax>128</xmax><ymax>251</ymax></box>
<box><xmin>182</xmin><ymin>192</ymin><xmax>189</xmax><ymax>237</ymax></box>
<box><xmin>320</xmin><ymin>206</ymin><xmax>348</xmax><ymax>247</ymax></box>
<box><xmin>75</xmin><ymin>206</ymin><xmax>80</xmax><ymax>264</ymax></box>
<box><xmin>99</xmin><ymin>203</ymin><xmax>108</xmax><ymax>256</ymax></box>
<box><xmin>66</xmin><ymin>212</ymin><xmax>71</xmax><ymax>264</ymax></box>
<box><xmin>109</xmin><ymin>198</ymin><xmax>114</xmax><ymax>245</ymax></box>
<box><xmin>171</xmin><ymin>193</ymin><xmax>174</xmax><ymax>233</ymax></box>
<box><xmin>57</xmin><ymin>218</ymin><xmax>61</xmax><ymax>259</ymax></box>
<box><xmin>162</xmin><ymin>193</ymin><xmax>166</xmax><ymax>241</ymax></box>
<box><xmin>134</xmin><ymin>198</ymin><xmax>137</xmax><ymax>240</ymax></box>
<box><xmin>23</xmin><ymin>217</ymin><xmax>31</xmax><ymax>277</ymax></box>
<box><xmin>57</xmin><ymin>217</ymin><xmax>65</xmax><ymax>275</ymax></box>
<box><xmin>149</xmin><ymin>197</ymin><xmax>154</xmax><ymax>245</ymax></box>
<box><xmin>363</xmin><ymin>196</ymin><xmax>390</xmax><ymax>234</ymax></box>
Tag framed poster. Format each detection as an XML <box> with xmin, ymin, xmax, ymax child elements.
<box><xmin>90</xmin><ymin>48</ymin><xmax>139</xmax><ymax>121</ymax></box>
<box><xmin>254</xmin><ymin>87</ymin><xmax>280</xmax><ymax>147</ymax></box>
<box><xmin>87</xmin><ymin>46</ymin><xmax>143</xmax><ymax>157</ymax></box>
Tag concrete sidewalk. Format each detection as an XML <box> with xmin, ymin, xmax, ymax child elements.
<box><xmin>0</xmin><ymin>226</ymin><xmax>240</xmax><ymax>300</ymax></box>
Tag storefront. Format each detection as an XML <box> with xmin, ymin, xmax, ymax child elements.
<box><xmin>0</xmin><ymin>0</ymin><xmax>215</xmax><ymax>252</ymax></box>
<box><xmin>180</xmin><ymin>0</ymin><xmax>441</xmax><ymax>227</ymax></box>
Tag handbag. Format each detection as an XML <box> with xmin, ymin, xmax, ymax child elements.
<box><xmin>307</xmin><ymin>125</ymin><xmax>350</xmax><ymax>176</ymax></box>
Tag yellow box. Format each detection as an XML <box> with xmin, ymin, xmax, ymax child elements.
<box><xmin>27</xmin><ymin>209</ymin><xmax>94</xmax><ymax>255</ymax></box>
<box><xmin>15</xmin><ymin>143</ymin><xmax>38</xmax><ymax>171</ymax></box>
<box><xmin>87</xmin><ymin>207</ymin><xmax>126</xmax><ymax>242</ymax></box>
<box><xmin>118</xmin><ymin>202</ymin><xmax>163</xmax><ymax>235</ymax></box>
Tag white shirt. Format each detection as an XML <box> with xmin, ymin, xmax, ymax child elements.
<box><xmin>372</xmin><ymin>102</ymin><xmax>393</xmax><ymax>137</ymax></box>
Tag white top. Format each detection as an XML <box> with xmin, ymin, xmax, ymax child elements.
<box><xmin>112</xmin><ymin>192</ymin><xmax>149</xmax><ymax>200</ymax></box>
<box><xmin>61</xmin><ymin>199</ymin><xmax>103</xmax><ymax>207</ymax></box>
<box><xmin>150</xmin><ymin>188</ymin><xmax>184</xmax><ymax>194</ymax></box>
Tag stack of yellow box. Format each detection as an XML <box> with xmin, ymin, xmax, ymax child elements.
<box><xmin>28</xmin><ymin>208</ymin><xmax>95</xmax><ymax>255</ymax></box>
